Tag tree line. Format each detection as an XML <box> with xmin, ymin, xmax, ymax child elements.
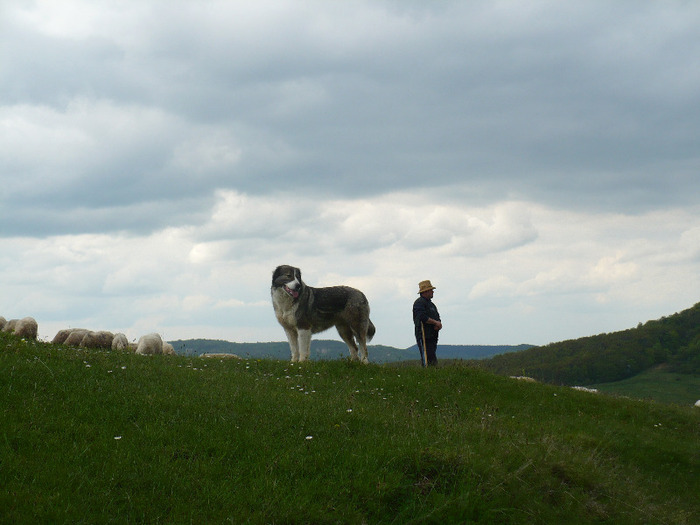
<box><xmin>475</xmin><ymin>302</ymin><xmax>700</xmax><ymax>385</ymax></box>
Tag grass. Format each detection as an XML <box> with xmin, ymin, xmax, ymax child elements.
<box><xmin>1</xmin><ymin>332</ymin><xmax>699</xmax><ymax>524</ymax></box>
<box><xmin>589</xmin><ymin>366</ymin><xmax>700</xmax><ymax>406</ymax></box>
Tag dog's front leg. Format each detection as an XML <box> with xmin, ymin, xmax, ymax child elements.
<box><xmin>284</xmin><ymin>327</ymin><xmax>300</xmax><ymax>362</ymax></box>
<box><xmin>297</xmin><ymin>329</ymin><xmax>312</xmax><ymax>362</ymax></box>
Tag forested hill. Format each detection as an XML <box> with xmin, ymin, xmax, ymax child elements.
<box><xmin>477</xmin><ymin>302</ymin><xmax>700</xmax><ymax>385</ymax></box>
<box><xmin>169</xmin><ymin>339</ymin><xmax>531</xmax><ymax>364</ymax></box>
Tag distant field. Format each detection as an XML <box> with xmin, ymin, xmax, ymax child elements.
<box><xmin>590</xmin><ymin>367</ymin><xmax>700</xmax><ymax>406</ymax></box>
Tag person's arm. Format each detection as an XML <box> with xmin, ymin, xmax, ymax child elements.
<box><xmin>425</xmin><ymin>317</ymin><xmax>442</xmax><ymax>331</ymax></box>
<box><xmin>413</xmin><ymin>298</ymin><xmax>428</xmax><ymax>324</ymax></box>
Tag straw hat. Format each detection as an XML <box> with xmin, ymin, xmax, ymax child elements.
<box><xmin>418</xmin><ymin>280</ymin><xmax>436</xmax><ymax>294</ymax></box>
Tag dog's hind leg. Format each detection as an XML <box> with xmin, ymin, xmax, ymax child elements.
<box><xmin>356</xmin><ymin>333</ymin><xmax>369</xmax><ymax>364</ymax></box>
<box><xmin>337</xmin><ymin>325</ymin><xmax>360</xmax><ymax>361</ymax></box>
<box><xmin>297</xmin><ymin>329</ymin><xmax>312</xmax><ymax>362</ymax></box>
<box><xmin>353</xmin><ymin>319</ymin><xmax>370</xmax><ymax>364</ymax></box>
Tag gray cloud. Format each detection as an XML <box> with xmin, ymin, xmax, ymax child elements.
<box><xmin>4</xmin><ymin>1</ymin><xmax>700</xmax><ymax>220</ymax></box>
<box><xmin>3</xmin><ymin>1</ymin><xmax>700</xmax><ymax>347</ymax></box>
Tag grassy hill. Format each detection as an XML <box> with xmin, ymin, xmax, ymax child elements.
<box><xmin>589</xmin><ymin>366</ymin><xmax>700</xmax><ymax>406</ymax></box>
<box><xmin>476</xmin><ymin>302</ymin><xmax>700</xmax><ymax>388</ymax></box>
<box><xmin>2</xmin><ymin>331</ymin><xmax>699</xmax><ymax>523</ymax></box>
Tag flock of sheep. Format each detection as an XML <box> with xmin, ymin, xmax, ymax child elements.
<box><xmin>2</xmin><ymin>315</ymin><xmax>700</xmax><ymax>407</ymax></box>
<box><xmin>1</xmin><ymin>315</ymin><xmax>175</xmax><ymax>356</ymax></box>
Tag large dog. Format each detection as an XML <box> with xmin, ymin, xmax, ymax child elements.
<box><xmin>271</xmin><ymin>265</ymin><xmax>376</xmax><ymax>363</ymax></box>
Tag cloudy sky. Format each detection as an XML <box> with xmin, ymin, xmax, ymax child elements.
<box><xmin>3</xmin><ymin>1</ymin><xmax>700</xmax><ymax>352</ymax></box>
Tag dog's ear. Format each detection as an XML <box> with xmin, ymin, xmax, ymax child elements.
<box><xmin>272</xmin><ymin>266</ymin><xmax>289</xmax><ymax>285</ymax></box>
<box><xmin>295</xmin><ymin>267</ymin><xmax>302</xmax><ymax>283</ymax></box>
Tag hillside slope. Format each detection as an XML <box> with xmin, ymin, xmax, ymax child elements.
<box><xmin>1</xmin><ymin>332</ymin><xmax>698</xmax><ymax>523</ymax></box>
<box><xmin>477</xmin><ymin>301</ymin><xmax>700</xmax><ymax>385</ymax></box>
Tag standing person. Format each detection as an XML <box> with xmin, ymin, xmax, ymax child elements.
<box><xmin>413</xmin><ymin>280</ymin><xmax>442</xmax><ymax>367</ymax></box>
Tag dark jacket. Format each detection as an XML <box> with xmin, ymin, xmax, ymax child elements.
<box><xmin>413</xmin><ymin>296</ymin><xmax>440</xmax><ymax>341</ymax></box>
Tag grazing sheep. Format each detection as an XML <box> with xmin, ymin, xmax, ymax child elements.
<box><xmin>2</xmin><ymin>319</ymin><xmax>18</xmax><ymax>333</ymax></box>
<box><xmin>112</xmin><ymin>333</ymin><xmax>129</xmax><ymax>351</ymax></box>
<box><xmin>162</xmin><ymin>342</ymin><xmax>176</xmax><ymax>356</ymax></box>
<box><xmin>64</xmin><ymin>329</ymin><xmax>90</xmax><ymax>347</ymax></box>
<box><xmin>54</xmin><ymin>328</ymin><xmax>88</xmax><ymax>346</ymax></box>
<box><xmin>510</xmin><ymin>376</ymin><xmax>537</xmax><ymax>383</ymax></box>
<box><xmin>572</xmin><ymin>386</ymin><xmax>598</xmax><ymax>394</ymax></box>
<box><xmin>79</xmin><ymin>331</ymin><xmax>114</xmax><ymax>349</ymax></box>
<box><xmin>135</xmin><ymin>333</ymin><xmax>163</xmax><ymax>355</ymax></box>
<box><xmin>1</xmin><ymin>317</ymin><xmax>38</xmax><ymax>340</ymax></box>
<box><xmin>14</xmin><ymin>317</ymin><xmax>38</xmax><ymax>340</ymax></box>
<box><xmin>0</xmin><ymin>317</ymin><xmax>6</xmax><ymax>330</ymax></box>
<box><xmin>52</xmin><ymin>329</ymin><xmax>76</xmax><ymax>345</ymax></box>
<box><xmin>694</xmin><ymin>400</ymin><xmax>700</xmax><ymax>408</ymax></box>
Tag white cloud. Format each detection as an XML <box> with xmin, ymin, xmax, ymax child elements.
<box><xmin>3</xmin><ymin>1</ymin><xmax>700</xmax><ymax>351</ymax></box>
<box><xmin>679</xmin><ymin>226</ymin><xmax>700</xmax><ymax>262</ymax></box>
<box><xmin>469</xmin><ymin>276</ymin><xmax>517</xmax><ymax>300</ymax></box>
<box><xmin>588</xmin><ymin>253</ymin><xmax>638</xmax><ymax>287</ymax></box>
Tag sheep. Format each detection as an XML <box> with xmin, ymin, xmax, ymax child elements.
<box><xmin>162</xmin><ymin>342</ymin><xmax>176</xmax><ymax>356</ymax></box>
<box><xmin>14</xmin><ymin>317</ymin><xmax>38</xmax><ymax>340</ymax></box>
<box><xmin>52</xmin><ymin>329</ymin><xmax>76</xmax><ymax>345</ymax></box>
<box><xmin>1</xmin><ymin>317</ymin><xmax>38</xmax><ymax>340</ymax></box>
<box><xmin>694</xmin><ymin>400</ymin><xmax>700</xmax><ymax>408</ymax></box>
<box><xmin>135</xmin><ymin>333</ymin><xmax>163</xmax><ymax>355</ymax></box>
<box><xmin>79</xmin><ymin>331</ymin><xmax>114</xmax><ymax>349</ymax></box>
<box><xmin>53</xmin><ymin>328</ymin><xmax>89</xmax><ymax>346</ymax></box>
<box><xmin>112</xmin><ymin>333</ymin><xmax>129</xmax><ymax>351</ymax></box>
<box><xmin>64</xmin><ymin>329</ymin><xmax>90</xmax><ymax>347</ymax></box>
<box><xmin>572</xmin><ymin>386</ymin><xmax>598</xmax><ymax>394</ymax></box>
<box><xmin>2</xmin><ymin>319</ymin><xmax>18</xmax><ymax>333</ymax></box>
<box><xmin>510</xmin><ymin>376</ymin><xmax>537</xmax><ymax>383</ymax></box>
<box><xmin>0</xmin><ymin>316</ymin><xmax>6</xmax><ymax>330</ymax></box>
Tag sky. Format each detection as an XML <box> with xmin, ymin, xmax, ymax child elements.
<box><xmin>2</xmin><ymin>1</ymin><xmax>700</xmax><ymax>351</ymax></box>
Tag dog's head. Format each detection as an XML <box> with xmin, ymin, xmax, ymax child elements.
<box><xmin>272</xmin><ymin>265</ymin><xmax>303</xmax><ymax>300</ymax></box>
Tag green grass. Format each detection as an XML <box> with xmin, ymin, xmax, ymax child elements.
<box><xmin>590</xmin><ymin>366</ymin><xmax>700</xmax><ymax>406</ymax></box>
<box><xmin>1</xmin><ymin>332</ymin><xmax>699</xmax><ymax>524</ymax></box>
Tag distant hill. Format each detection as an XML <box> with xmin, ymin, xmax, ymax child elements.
<box><xmin>169</xmin><ymin>339</ymin><xmax>532</xmax><ymax>364</ymax></box>
<box><xmin>476</xmin><ymin>301</ymin><xmax>700</xmax><ymax>385</ymax></box>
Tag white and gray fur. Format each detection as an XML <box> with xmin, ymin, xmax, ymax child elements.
<box><xmin>271</xmin><ymin>265</ymin><xmax>376</xmax><ymax>363</ymax></box>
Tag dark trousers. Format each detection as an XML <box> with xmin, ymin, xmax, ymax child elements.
<box><xmin>417</xmin><ymin>335</ymin><xmax>438</xmax><ymax>367</ymax></box>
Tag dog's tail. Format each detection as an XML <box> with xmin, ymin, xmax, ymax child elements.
<box><xmin>367</xmin><ymin>320</ymin><xmax>376</xmax><ymax>342</ymax></box>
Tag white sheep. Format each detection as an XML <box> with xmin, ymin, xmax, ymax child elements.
<box><xmin>52</xmin><ymin>329</ymin><xmax>76</xmax><ymax>345</ymax></box>
<box><xmin>202</xmin><ymin>353</ymin><xmax>242</xmax><ymax>359</ymax></box>
<box><xmin>64</xmin><ymin>329</ymin><xmax>90</xmax><ymax>347</ymax></box>
<box><xmin>112</xmin><ymin>333</ymin><xmax>129</xmax><ymax>351</ymax></box>
<box><xmin>694</xmin><ymin>400</ymin><xmax>700</xmax><ymax>408</ymax></box>
<box><xmin>135</xmin><ymin>333</ymin><xmax>163</xmax><ymax>355</ymax></box>
<box><xmin>79</xmin><ymin>331</ymin><xmax>114</xmax><ymax>349</ymax></box>
<box><xmin>572</xmin><ymin>386</ymin><xmax>599</xmax><ymax>394</ymax></box>
<box><xmin>0</xmin><ymin>316</ymin><xmax>6</xmax><ymax>330</ymax></box>
<box><xmin>15</xmin><ymin>317</ymin><xmax>38</xmax><ymax>340</ymax></box>
<box><xmin>2</xmin><ymin>317</ymin><xmax>38</xmax><ymax>340</ymax></box>
<box><xmin>162</xmin><ymin>342</ymin><xmax>176</xmax><ymax>355</ymax></box>
<box><xmin>510</xmin><ymin>376</ymin><xmax>537</xmax><ymax>383</ymax></box>
<box><xmin>2</xmin><ymin>319</ymin><xmax>18</xmax><ymax>333</ymax></box>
